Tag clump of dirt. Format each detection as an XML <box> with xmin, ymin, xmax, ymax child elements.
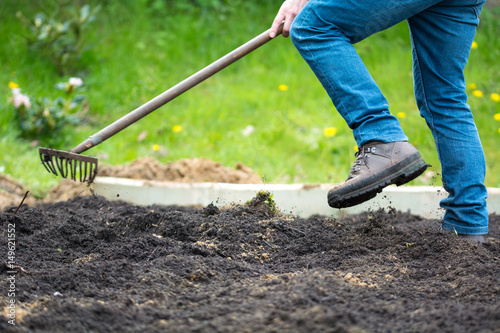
<box><xmin>98</xmin><ymin>157</ymin><xmax>262</xmax><ymax>184</ymax></box>
<box><xmin>0</xmin><ymin>193</ymin><xmax>498</xmax><ymax>333</ymax></box>
<box><xmin>202</xmin><ymin>203</ymin><xmax>220</xmax><ymax>216</ymax></box>
<box><xmin>245</xmin><ymin>190</ymin><xmax>278</xmax><ymax>217</ymax></box>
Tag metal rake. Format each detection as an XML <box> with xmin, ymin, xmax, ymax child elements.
<box><xmin>39</xmin><ymin>25</ymin><xmax>282</xmax><ymax>183</ymax></box>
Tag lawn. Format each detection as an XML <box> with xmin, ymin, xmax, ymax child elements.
<box><xmin>1</xmin><ymin>0</ymin><xmax>499</xmax><ymax>198</ymax></box>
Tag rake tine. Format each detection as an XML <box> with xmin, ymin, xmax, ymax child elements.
<box><xmin>54</xmin><ymin>156</ymin><xmax>62</xmax><ymax>177</ymax></box>
<box><xmin>71</xmin><ymin>159</ymin><xmax>77</xmax><ymax>181</ymax></box>
<box><xmin>65</xmin><ymin>159</ymin><xmax>72</xmax><ymax>180</ymax></box>
<box><xmin>85</xmin><ymin>160</ymin><xmax>93</xmax><ymax>183</ymax></box>
<box><xmin>55</xmin><ymin>156</ymin><xmax>67</xmax><ymax>178</ymax></box>
<box><xmin>70</xmin><ymin>159</ymin><xmax>77</xmax><ymax>181</ymax></box>
<box><xmin>87</xmin><ymin>161</ymin><xmax>97</xmax><ymax>183</ymax></box>
<box><xmin>79</xmin><ymin>160</ymin><xmax>85</xmax><ymax>183</ymax></box>
<box><xmin>39</xmin><ymin>151</ymin><xmax>58</xmax><ymax>176</ymax></box>
<box><xmin>38</xmin><ymin>148</ymin><xmax>98</xmax><ymax>183</ymax></box>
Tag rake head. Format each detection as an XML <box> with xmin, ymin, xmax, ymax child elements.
<box><xmin>39</xmin><ymin>148</ymin><xmax>98</xmax><ymax>183</ymax></box>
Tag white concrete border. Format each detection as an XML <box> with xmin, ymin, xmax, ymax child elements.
<box><xmin>94</xmin><ymin>176</ymin><xmax>500</xmax><ymax>219</ymax></box>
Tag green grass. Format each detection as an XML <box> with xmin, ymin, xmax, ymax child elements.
<box><xmin>1</xmin><ymin>1</ymin><xmax>500</xmax><ymax>198</ymax></box>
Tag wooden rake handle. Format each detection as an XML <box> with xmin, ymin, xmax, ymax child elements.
<box><xmin>71</xmin><ymin>24</ymin><xmax>283</xmax><ymax>154</ymax></box>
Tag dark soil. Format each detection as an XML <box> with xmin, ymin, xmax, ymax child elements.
<box><xmin>1</xmin><ymin>193</ymin><xmax>499</xmax><ymax>333</ymax></box>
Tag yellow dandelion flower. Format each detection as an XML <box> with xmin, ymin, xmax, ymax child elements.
<box><xmin>8</xmin><ymin>81</ymin><xmax>19</xmax><ymax>89</ymax></box>
<box><xmin>153</xmin><ymin>144</ymin><xmax>160</xmax><ymax>151</ymax></box>
<box><xmin>397</xmin><ymin>112</ymin><xmax>406</xmax><ymax>119</ymax></box>
<box><xmin>467</xmin><ymin>83</ymin><xmax>477</xmax><ymax>90</ymax></box>
<box><xmin>172</xmin><ymin>125</ymin><xmax>183</xmax><ymax>133</ymax></box>
<box><xmin>472</xmin><ymin>90</ymin><xmax>483</xmax><ymax>98</ymax></box>
<box><xmin>278</xmin><ymin>84</ymin><xmax>288</xmax><ymax>91</ymax></box>
<box><xmin>471</xmin><ymin>41</ymin><xmax>478</xmax><ymax>49</ymax></box>
<box><xmin>491</xmin><ymin>93</ymin><xmax>500</xmax><ymax>103</ymax></box>
<box><xmin>323</xmin><ymin>127</ymin><xmax>337</xmax><ymax>137</ymax></box>
<box><xmin>354</xmin><ymin>145</ymin><xmax>358</xmax><ymax>152</ymax></box>
<box><xmin>494</xmin><ymin>113</ymin><xmax>500</xmax><ymax>121</ymax></box>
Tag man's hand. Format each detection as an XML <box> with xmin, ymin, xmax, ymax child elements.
<box><xmin>269</xmin><ymin>0</ymin><xmax>309</xmax><ymax>38</ymax></box>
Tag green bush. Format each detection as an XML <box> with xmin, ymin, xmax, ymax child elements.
<box><xmin>8</xmin><ymin>78</ymin><xmax>87</xmax><ymax>145</ymax></box>
<box><xmin>16</xmin><ymin>4</ymin><xmax>100</xmax><ymax>74</ymax></box>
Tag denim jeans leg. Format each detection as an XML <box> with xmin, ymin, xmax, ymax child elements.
<box><xmin>289</xmin><ymin>0</ymin><xmax>441</xmax><ymax>146</ymax></box>
<box><xmin>408</xmin><ymin>1</ymin><xmax>488</xmax><ymax>235</ymax></box>
<box><xmin>290</xmin><ymin>0</ymin><xmax>488</xmax><ymax>234</ymax></box>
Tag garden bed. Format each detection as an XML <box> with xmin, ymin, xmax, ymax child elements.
<box><xmin>0</xmin><ymin>158</ymin><xmax>499</xmax><ymax>332</ymax></box>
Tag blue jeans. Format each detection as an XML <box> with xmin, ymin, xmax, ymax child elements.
<box><xmin>290</xmin><ymin>0</ymin><xmax>488</xmax><ymax>235</ymax></box>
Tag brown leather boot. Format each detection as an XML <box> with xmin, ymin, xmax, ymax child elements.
<box><xmin>328</xmin><ymin>141</ymin><xmax>428</xmax><ymax>208</ymax></box>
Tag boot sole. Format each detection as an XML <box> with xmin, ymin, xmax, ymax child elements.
<box><xmin>328</xmin><ymin>153</ymin><xmax>428</xmax><ymax>209</ymax></box>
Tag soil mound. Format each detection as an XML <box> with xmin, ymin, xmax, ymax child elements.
<box><xmin>0</xmin><ymin>157</ymin><xmax>262</xmax><ymax>210</ymax></box>
<box><xmin>98</xmin><ymin>157</ymin><xmax>262</xmax><ymax>184</ymax></box>
<box><xmin>43</xmin><ymin>179</ymin><xmax>93</xmax><ymax>203</ymax></box>
<box><xmin>1</xmin><ymin>195</ymin><xmax>499</xmax><ymax>332</ymax></box>
<box><xmin>0</xmin><ymin>174</ymin><xmax>35</xmax><ymax>211</ymax></box>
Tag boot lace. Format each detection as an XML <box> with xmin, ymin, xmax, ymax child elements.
<box><xmin>347</xmin><ymin>145</ymin><xmax>376</xmax><ymax>180</ymax></box>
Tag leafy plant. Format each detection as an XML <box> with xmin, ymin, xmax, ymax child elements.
<box><xmin>16</xmin><ymin>4</ymin><xmax>100</xmax><ymax>74</ymax></box>
<box><xmin>254</xmin><ymin>190</ymin><xmax>278</xmax><ymax>215</ymax></box>
<box><xmin>263</xmin><ymin>192</ymin><xmax>277</xmax><ymax>214</ymax></box>
<box><xmin>8</xmin><ymin>78</ymin><xmax>87</xmax><ymax>145</ymax></box>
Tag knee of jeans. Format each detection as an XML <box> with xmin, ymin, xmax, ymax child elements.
<box><xmin>290</xmin><ymin>20</ymin><xmax>326</xmax><ymax>48</ymax></box>
<box><xmin>290</xmin><ymin>16</ymin><xmax>349</xmax><ymax>48</ymax></box>
<box><xmin>289</xmin><ymin>20</ymin><xmax>303</xmax><ymax>47</ymax></box>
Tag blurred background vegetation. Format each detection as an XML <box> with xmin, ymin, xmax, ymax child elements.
<box><xmin>1</xmin><ymin>0</ymin><xmax>499</xmax><ymax>198</ymax></box>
